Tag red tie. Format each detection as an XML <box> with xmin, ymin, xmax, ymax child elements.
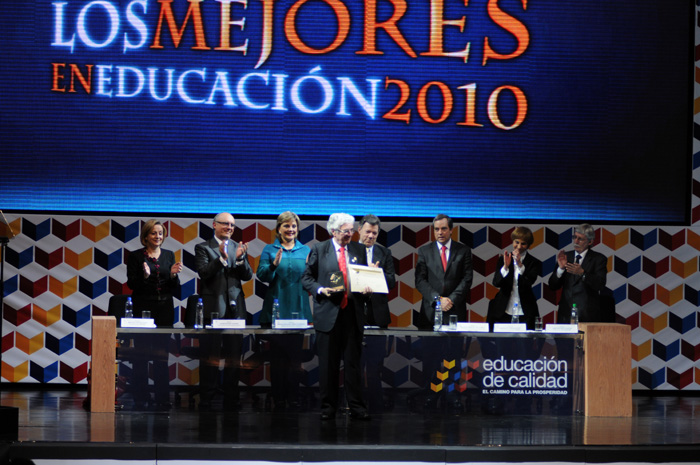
<box><xmin>339</xmin><ymin>246</ymin><xmax>348</xmax><ymax>308</ymax></box>
<box><xmin>441</xmin><ymin>245</ymin><xmax>448</xmax><ymax>271</ymax></box>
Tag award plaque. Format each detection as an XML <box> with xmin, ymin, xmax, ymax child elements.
<box><xmin>328</xmin><ymin>271</ymin><xmax>346</xmax><ymax>293</ymax></box>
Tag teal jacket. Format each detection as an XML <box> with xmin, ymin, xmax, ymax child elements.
<box><xmin>256</xmin><ymin>238</ymin><xmax>312</xmax><ymax>324</ymax></box>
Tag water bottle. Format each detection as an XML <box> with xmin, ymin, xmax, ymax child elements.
<box><xmin>511</xmin><ymin>303</ymin><xmax>520</xmax><ymax>324</ymax></box>
<box><xmin>433</xmin><ymin>297</ymin><xmax>443</xmax><ymax>331</ymax></box>
<box><xmin>195</xmin><ymin>298</ymin><xmax>204</xmax><ymax>328</ymax></box>
<box><xmin>124</xmin><ymin>297</ymin><xmax>133</xmax><ymax>319</ymax></box>
<box><xmin>272</xmin><ymin>299</ymin><xmax>280</xmax><ymax>328</ymax></box>
<box><xmin>570</xmin><ymin>303</ymin><xmax>579</xmax><ymax>325</ymax></box>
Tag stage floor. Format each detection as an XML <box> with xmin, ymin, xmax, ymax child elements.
<box><xmin>1</xmin><ymin>388</ymin><xmax>699</xmax><ymax>463</ymax></box>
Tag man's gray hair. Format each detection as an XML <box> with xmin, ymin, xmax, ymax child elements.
<box><xmin>574</xmin><ymin>223</ymin><xmax>595</xmax><ymax>242</ymax></box>
<box><xmin>327</xmin><ymin>213</ymin><xmax>356</xmax><ymax>234</ymax></box>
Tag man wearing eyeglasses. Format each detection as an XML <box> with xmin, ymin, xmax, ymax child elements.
<box><xmin>302</xmin><ymin>213</ymin><xmax>370</xmax><ymax>421</ymax></box>
<box><xmin>548</xmin><ymin>223</ymin><xmax>608</xmax><ymax>323</ymax></box>
<box><xmin>194</xmin><ymin>212</ymin><xmax>253</xmax><ymax>411</ymax></box>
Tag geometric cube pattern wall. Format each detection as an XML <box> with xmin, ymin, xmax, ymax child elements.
<box><xmin>2</xmin><ymin>213</ymin><xmax>700</xmax><ymax>391</ymax></box>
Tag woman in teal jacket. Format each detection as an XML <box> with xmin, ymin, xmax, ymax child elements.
<box><xmin>256</xmin><ymin>211</ymin><xmax>311</xmax><ymax>410</ymax></box>
<box><xmin>257</xmin><ymin>211</ymin><xmax>312</xmax><ymax>324</ymax></box>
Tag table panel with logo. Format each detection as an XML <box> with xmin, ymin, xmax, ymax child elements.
<box><xmin>90</xmin><ymin>318</ymin><xmax>630</xmax><ymax>417</ymax></box>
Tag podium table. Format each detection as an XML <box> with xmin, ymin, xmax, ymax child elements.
<box><xmin>89</xmin><ymin>318</ymin><xmax>631</xmax><ymax>417</ymax></box>
<box><xmin>580</xmin><ymin>323</ymin><xmax>632</xmax><ymax>417</ymax></box>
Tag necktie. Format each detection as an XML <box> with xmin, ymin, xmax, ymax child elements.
<box><xmin>575</xmin><ymin>254</ymin><xmax>581</xmax><ymax>264</ymax></box>
<box><xmin>339</xmin><ymin>247</ymin><xmax>348</xmax><ymax>308</ymax></box>
<box><xmin>441</xmin><ymin>245</ymin><xmax>448</xmax><ymax>271</ymax></box>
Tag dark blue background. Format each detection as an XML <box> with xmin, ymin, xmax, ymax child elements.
<box><xmin>0</xmin><ymin>0</ymin><xmax>692</xmax><ymax>222</ymax></box>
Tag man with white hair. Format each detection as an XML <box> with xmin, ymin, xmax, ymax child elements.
<box><xmin>548</xmin><ymin>223</ymin><xmax>608</xmax><ymax>322</ymax></box>
<box><xmin>302</xmin><ymin>213</ymin><xmax>370</xmax><ymax>421</ymax></box>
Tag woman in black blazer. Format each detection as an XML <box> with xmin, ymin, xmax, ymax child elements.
<box><xmin>487</xmin><ymin>227</ymin><xmax>541</xmax><ymax>330</ymax></box>
<box><xmin>126</xmin><ymin>219</ymin><xmax>182</xmax><ymax>410</ymax></box>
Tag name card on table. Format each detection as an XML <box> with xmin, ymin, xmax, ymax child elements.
<box><xmin>121</xmin><ymin>318</ymin><xmax>156</xmax><ymax>328</ymax></box>
<box><xmin>274</xmin><ymin>320</ymin><xmax>311</xmax><ymax>329</ymax></box>
<box><xmin>494</xmin><ymin>323</ymin><xmax>527</xmax><ymax>333</ymax></box>
<box><xmin>545</xmin><ymin>324</ymin><xmax>579</xmax><ymax>334</ymax></box>
<box><xmin>210</xmin><ymin>319</ymin><xmax>246</xmax><ymax>329</ymax></box>
<box><xmin>441</xmin><ymin>322</ymin><xmax>489</xmax><ymax>332</ymax></box>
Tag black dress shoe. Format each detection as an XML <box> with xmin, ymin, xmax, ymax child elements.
<box><xmin>448</xmin><ymin>400</ymin><xmax>463</xmax><ymax>414</ymax></box>
<box><xmin>133</xmin><ymin>400</ymin><xmax>150</xmax><ymax>411</ymax></box>
<box><xmin>223</xmin><ymin>401</ymin><xmax>241</xmax><ymax>412</ymax></box>
<box><xmin>199</xmin><ymin>402</ymin><xmax>212</xmax><ymax>412</ymax></box>
<box><xmin>423</xmin><ymin>395</ymin><xmax>438</xmax><ymax>410</ymax></box>
<box><xmin>320</xmin><ymin>411</ymin><xmax>336</xmax><ymax>420</ymax></box>
<box><xmin>153</xmin><ymin>401</ymin><xmax>172</xmax><ymax>412</ymax></box>
<box><xmin>349</xmin><ymin>410</ymin><xmax>371</xmax><ymax>421</ymax></box>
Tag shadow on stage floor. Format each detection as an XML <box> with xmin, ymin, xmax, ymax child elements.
<box><xmin>1</xmin><ymin>388</ymin><xmax>699</xmax><ymax>463</ymax></box>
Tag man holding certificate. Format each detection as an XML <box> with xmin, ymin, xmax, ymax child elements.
<box><xmin>357</xmin><ymin>214</ymin><xmax>396</xmax><ymax>412</ymax></box>
<box><xmin>356</xmin><ymin>214</ymin><xmax>396</xmax><ymax>327</ymax></box>
<box><xmin>302</xmin><ymin>213</ymin><xmax>370</xmax><ymax>421</ymax></box>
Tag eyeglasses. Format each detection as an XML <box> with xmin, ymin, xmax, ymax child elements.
<box><xmin>336</xmin><ymin>228</ymin><xmax>354</xmax><ymax>235</ymax></box>
<box><xmin>216</xmin><ymin>221</ymin><xmax>235</xmax><ymax>228</ymax></box>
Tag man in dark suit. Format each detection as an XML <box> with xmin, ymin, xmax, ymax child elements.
<box><xmin>301</xmin><ymin>213</ymin><xmax>370</xmax><ymax>421</ymax></box>
<box><xmin>357</xmin><ymin>214</ymin><xmax>396</xmax><ymax>412</ymax></box>
<box><xmin>414</xmin><ymin>214</ymin><xmax>473</xmax><ymax>411</ymax></box>
<box><xmin>415</xmin><ymin>214</ymin><xmax>473</xmax><ymax>327</ymax></box>
<box><xmin>194</xmin><ymin>212</ymin><xmax>253</xmax><ymax>410</ymax></box>
<box><xmin>547</xmin><ymin>223</ymin><xmax>607</xmax><ymax>414</ymax></box>
<box><xmin>488</xmin><ymin>226</ymin><xmax>542</xmax><ymax>330</ymax></box>
<box><xmin>548</xmin><ymin>223</ymin><xmax>608</xmax><ymax>323</ymax></box>
<box><xmin>357</xmin><ymin>214</ymin><xmax>396</xmax><ymax>327</ymax></box>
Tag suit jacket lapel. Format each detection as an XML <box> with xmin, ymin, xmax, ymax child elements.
<box><xmin>327</xmin><ymin>240</ymin><xmax>340</xmax><ymax>272</ymax></box>
<box><xmin>209</xmin><ymin>238</ymin><xmax>221</xmax><ymax>259</ymax></box>
<box><xmin>348</xmin><ymin>242</ymin><xmax>364</xmax><ymax>266</ymax></box>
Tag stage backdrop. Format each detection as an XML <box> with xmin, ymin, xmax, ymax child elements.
<box><xmin>2</xmin><ymin>214</ymin><xmax>700</xmax><ymax>391</ymax></box>
<box><xmin>0</xmin><ymin>0</ymin><xmax>693</xmax><ymax>223</ymax></box>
